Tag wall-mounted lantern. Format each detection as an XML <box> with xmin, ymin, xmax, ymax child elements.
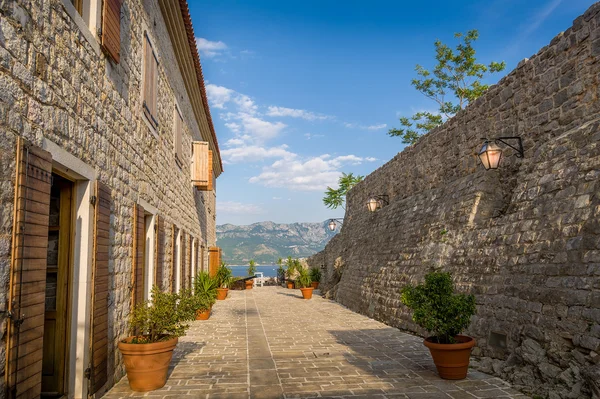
<box><xmin>367</xmin><ymin>195</ymin><xmax>389</xmax><ymax>212</ymax></box>
<box><xmin>327</xmin><ymin>218</ymin><xmax>344</xmax><ymax>231</ymax></box>
<box><xmin>478</xmin><ymin>137</ymin><xmax>524</xmax><ymax>170</ymax></box>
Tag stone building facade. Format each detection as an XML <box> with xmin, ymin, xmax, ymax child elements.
<box><xmin>308</xmin><ymin>3</ymin><xmax>600</xmax><ymax>398</ymax></box>
<box><xmin>0</xmin><ymin>0</ymin><xmax>222</xmax><ymax>397</ymax></box>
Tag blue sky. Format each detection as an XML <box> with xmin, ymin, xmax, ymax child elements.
<box><xmin>188</xmin><ymin>0</ymin><xmax>592</xmax><ymax>226</ymax></box>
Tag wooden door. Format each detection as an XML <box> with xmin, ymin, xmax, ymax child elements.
<box><xmin>41</xmin><ymin>174</ymin><xmax>73</xmax><ymax>396</ymax></box>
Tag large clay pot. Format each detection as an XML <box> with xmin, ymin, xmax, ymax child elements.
<box><xmin>311</xmin><ymin>281</ymin><xmax>319</xmax><ymax>289</ymax></box>
<box><xmin>300</xmin><ymin>287</ymin><xmax>313</xmax><ymax>299</ymax></box>
<box><xmin>216</xmin><ymin>288</ymin><xmax>228</xmax><ymax>300</ymax></box>
<box><xmin>245</xmin><ymin>279</ymin><xmax>253</xmax><ymax>290</ymax></box>
<box><xmin>118</xmin><ymin>336</ymin><xmax>178</xmax><ymax>391</ymax></box>
<box><xmin>196</xmin><ymin>308</ymin><xmax>210</xmax><ymax>320</ymax></box>
<box><xmin>286</xmin><ymin>281</ymin><xmax>294</xmax><ymax>289</ymax></box>
<box><xmin>423</xmin><ymin>335</ymin><xmax>476</xmax><ymax>380</ymax></box>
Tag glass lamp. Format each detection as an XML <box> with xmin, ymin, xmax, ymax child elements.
<box><xmin>328</xmin><ymin>220</ymin><xmax>337</xmax><ymax>231</ymax></box>
<box><xmin>478</xmin><ymin>140</ymin><xmax>503</xmax><ymax>170</ymax></box>
<box><xmin>367</xmin><ymin>198</ymin><xmax>380</xmax><ymax>212</ymax></box>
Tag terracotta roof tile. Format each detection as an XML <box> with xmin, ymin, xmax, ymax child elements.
<box><xmin>177</xmin><ymin>0</ymin><xmax>223</xmax><ymax>172</ymax></box>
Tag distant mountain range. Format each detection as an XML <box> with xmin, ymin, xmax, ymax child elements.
<box><xmin>216</xmin><ymin>221</ymin><xmax>337</xmax><ymax>264</ymax></box>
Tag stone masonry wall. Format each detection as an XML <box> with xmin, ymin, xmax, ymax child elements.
<box><xmin>308</xmin><ymin>4</ymin><xmax>600</xmax><ymax>398</ymax></box>
<box><xmin>0</xmin><ymin>0</ymin><xmax>218</xmax><ymax>394</ymax></box>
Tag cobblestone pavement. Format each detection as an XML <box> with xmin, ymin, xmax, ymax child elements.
<box><xmin>103</xmin><ymin>287</ymin><xmax>528</xmax><ymax>399</ymax></box>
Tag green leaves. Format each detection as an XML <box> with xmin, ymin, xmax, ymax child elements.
<box><xmin>310</xmin><ymin>266</ymin><xmax>322</xmax><ymax>283</ymax></box>
<box><xmin>400</xmin><ymin>272</ymin><xmax>476</xmax><ymax>344</ymax></box>
<box><xmin>389</xmin><ymin>29</ymin><xmax>506</xmax><ymax>144</ymax></box>
<box><xmin>323</xmin><ymin>172</ymin><xmax>364</xmax><ymax>210</ymax></box>
<box><xmin>248</xmin><ymin>259</ymin><xmax>257</xmax><ymax>276</ymax></box>
<box><xmin>129</xmin><ymin>286</ymin><xmax>195</xmax><ymax>343</ymax></box>
<box><xmin>296</xmin><ymin>266</ymin><xmax>312</xmax><ymax>288</ymax></box>
<box><xmin>216</xmin><ymin>263</ymin><xmax>234</xmax><ymax>288</ymax></box>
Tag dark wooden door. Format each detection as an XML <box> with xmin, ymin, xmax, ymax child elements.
<box><xmin>41</xmin><ymin>174</ymin><xmax>73</xmax><ymax>396</ymax></box>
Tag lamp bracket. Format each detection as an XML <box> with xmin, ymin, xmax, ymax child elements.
<box><xmin>329</xmin><ymin>218</ymin><xmax>344</xmax><ymax>224</ymax></box>
<box><xmin>372</xmin><ymin>194</ymin><xmax>389</xmax><ymax>206</ymax></box>
<box><xmin>482</xmin><ymin>136</ymin><xmax>524</xmax><ymax>158</ymax></box>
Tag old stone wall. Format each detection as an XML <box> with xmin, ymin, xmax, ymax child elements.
<box><xmin>308</xmin><ymin>4</ymin><xmax>600</xmax><ymax>398</ymax></box>
<box><xmin>0</xmin><ymin>0</ymin><xmax>218</xmax><ymax>394</ymax></box>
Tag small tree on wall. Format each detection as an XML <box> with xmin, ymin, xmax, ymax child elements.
<box><xmin>389</xmin><ymin>30</ymin><xmax>506</xmax><ymax>144</ymax></box>
<box><xmin>323</xmin><ymin>172</ymin><xmax>364</xmax><ymax>210</ymax></box>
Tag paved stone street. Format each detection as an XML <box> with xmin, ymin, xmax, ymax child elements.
<box><xmin>103</xmin><ymin>287</ymin><xmax>528</xmax><ymax>399</ymax></box>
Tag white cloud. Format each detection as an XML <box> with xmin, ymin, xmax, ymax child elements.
<box><xmin>225</xmin><ymin>137</ymin><xmax>245</xmax><ymax>147</ymax></box>
<box><xmin>221</xmin><ymin>145</ymin><xmax>296</xmax><ymax>163</ymax></box>
<box><xmin>267</xmin><ymin>106</ymin><xmax>331</xmax><ymax>121</ymax></box>
<box><xmin>365</xmin><ymin>157</ymin><xmax>378</xmax><ymax>162</ymax></box>
<box><xmin>217</xmin><ymin>201</ymin><xmax>263</xmax><ymax>215</ymax></box>
<box><xmin>344</xmin><ymin>122</ymin><xmax>387</xmax><ymax>130</ymax></box>
<box><xmin>206</xmin><ymin>84</ymin><xmax>234</xmax><ymax>109</ymax></box>
<box><xmin>196</xmin><ymin>38</ymin><xmax>228</xmax><ymax>58</ymax></box>
<box><xmin>224</xmin><ymin>122</ymin><xmax>241</xmax><ymax>134</ymax></box>
<box><xmin>273</xmin><ymin>197</ymin><xmax>282</xmax><ymax>200</ymax></box>
<box><xmin>249</xmin><ymin>154</ymin><xmax>372</xmax><ymax>191</ymax></box>
<box><xmin>304</xmin><ymin>133</ymin><xmax>324</xmax><ymax>140</ymax></box>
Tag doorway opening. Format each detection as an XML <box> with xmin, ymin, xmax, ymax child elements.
<box><xmin>41</xmin><ymin>173</ymin><xmax>74</xmax><ymax>397</ymax></box>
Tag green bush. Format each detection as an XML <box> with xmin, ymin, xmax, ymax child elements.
<box><xmin>248</xmin><ymin>259</ymin><xmax>257</xmax><ymax>276</ymax></box>
<box><xmin>216</xmin><ymin>262</ymin><xmax>234</xmax><ymax>288</ymax></box>
<box><xmin>296</xmin><ymin>267</ymin><xmax>312</xmax><ymax>288</ymax></box>
<box><xmin>193</xmin><ymin>271</ymin><xmax>218</xmax><ymax>308</ymax></box>
<box><xmin>401</xmin><ymin>272</ymin><xmax>476</xmax><ymax>344</ymax></box>
<box><xmin>310</xmin><ymin>267</ymin><xmax>322</xmax><ymax>283</ymax></box>
<box><xmin>128</xmin><ymin>286</ymin><xmax>195</xmax><ymax>344</ymax></box>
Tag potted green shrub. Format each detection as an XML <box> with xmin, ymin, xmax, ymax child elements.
<box><xmin>246</xmin><ymin>259</ymin><xmax>257</xmax><ymax>290</ymax></box>
<box><xmin>193</xmin><ymin>271</ymin><xmax>218</xmax><ymax>320</ymax></box>
<box><xmin>285</xmin><ymin>257</ymin><xmax>295</xmax><ymax>289</ymax></box>
<box><xmin>401</xmin><ymin>271</ymin><xmax>477</xmax><ymax>380</ymax></box>
<box><xmin>310</xmin><ymin>267</ymin><xmax>322</xmax><ymax>289</ymax></box>
<box><xmin>216</xmin><ymin>262</ymin><xmax>234</xmax><ymax>300</ymax></box>
<box><xmin>277</xmin><ymin>257</ymin><xmax>285</xmax><ymax>286</ymax></box>
<box><xmin>118</xmin><ymin>286</ymin><xmax>195</xmax><ymax>391</ymax></box>
<box><xmin>296</xmin><ymin>266</ymin><xmax>313</xmax><ymax>299</ymax></box>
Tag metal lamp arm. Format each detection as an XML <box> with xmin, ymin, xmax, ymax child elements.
<box><xmin>496</xmin><ymin>137</ymin><xmax>524</xmax><ymax>158</ymax></box>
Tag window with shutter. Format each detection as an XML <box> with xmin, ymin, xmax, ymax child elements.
<box><xmin>174</xmin><ymin>107</ymin><xmax>183</xmax><ymax>166</ymax></box>
<box><xmin>143</xmin><ymin>33</ymin><xmax>159</xmax><ymax>131</ymax></box>
<box><xmin>132</xmin><ymin>204</ymin><xmax>145</xmax><ymax>309</ymax></box>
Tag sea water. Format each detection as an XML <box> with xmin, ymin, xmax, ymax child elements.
<box><xmin>229</xmin><ymin>265</ymin><xmax>279</xmax><ymax>278</ymax></box>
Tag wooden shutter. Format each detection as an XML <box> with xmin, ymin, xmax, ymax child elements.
<box><xmin>101</xmin><ymin>0</ymin><xmax>123</xmax><ymax>63</ymax></box>
<box><xmin>208</xmin><ymin>247</ymin><xmax>221</xmax><ymax>277</ymax></box>
<box><xmin>180</xmin><ymin>232</ymin><xmax>187</xmax><ymax>289</ymax></box>
<box><xmin>143</xmin><ymin>34</ymin><xmax>158</xmax><ymax>129</ymax></box>
<box><xmin>195</xmin><ymin>149</ymin><xmax>213</xmax><ymax>192</ymax></box>
<box><xmin>174</xmin><ymin>109</ymin><xmax>183</xmax><ymax>164</ymax></box>
<box><xmin>200</xmin><ymin>246</ymin><xmax>205</xmax><ymax>272</ymax></box>
<box><xmin>170</xmin><ymin>225</ymin><xmax>176</xmax><ymax>292</ymax></box>
<box><xmin>131</xmin><ymin>204</ymin><xmax>145</xmax><ymax>309</ymax></box>
<box><xmin>191</xmin><ymin>142</ymin><xmax>209</xmax><ymax>187</ymax></box>
<box><xmin>6</xmin><ymin>138</ymin><xmax>52</xmax><ymax>398</ymax></box>
<box><xmin>155</xmin><ymin>215</ymin><xmax>164</xmax><ymax>290</ymax></box>
<box><xmin>89</xmin><ymin>181</ymin><xmax>111</xmax><ymax>394</ymax></box>
<box><xmin>187</xmin><ymin>236</ymin><xmax>192</xmax><ymax>288</ymax></box>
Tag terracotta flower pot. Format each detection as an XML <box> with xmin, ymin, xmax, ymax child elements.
<box><xmin>423</xmin><ymin>335</ymin><xmax>476</xmax><ymax>380</ymax></box>
<box><xmin>245</xmin><ymin>280</ymin><xmax>253</xmax><ymax>290</ymax></box>
<box><xmin>300</xmin><ymin>287</ymin><xmax>313</xmax><ymax>299</ymax></box>
<box><xmin>311</xmin><ymin>281</ymin><xmax>319</xmax><ymax>289</ymax></box>
<box><xmin>216</xmin><ymin>288</ymin><xmax>228</xmax><ymax>300</ymax></box>
<box><xmin>196</xmin><ymin>308</ymin><xmax>210</xmax><ymax>320</ymax></box>
<box><xmin>118</xmin><ymin>336</ymin><xmax>178</xmax><ymax>391</ymax></box>
<box><xmin>286</xmin><ymin>281</ymin><xmax>294</xmax><ymax>289</ymax></box>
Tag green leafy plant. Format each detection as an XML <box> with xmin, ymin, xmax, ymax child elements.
<box><xmin>128</xmin><ymin>286</ymin><xmax>195</xmax><ymax>344</ymax></box>
<box><xmin>285</xmin><ymin>257</ymin><xmax>295</xmax><ymax>279</ymax></box>
<box><xmin>389</xmin><ymin>30</ymin><xmax>506</xmax><ymax>144</ymax></box>
<box><xmin>216</xmin><ymin>263</ymin><xmax>234</xmax><ymax>288</ymax></box>
<box><xmin>310</xmin><ymin>267</ymin><xmax>322</xmax><ymax>283</ymax></box>
<box><xmin>323</xmin><ymin>172</ymin><xmax>364</xmax><ymax>210</ymax></box>
<box><xmin>401</xmin><ymin>272</ymin><xmax>476</xmax><ymax>344</ymax></box>
<box><xmin>296</xmin><ymin>266</ymin><xmax>312</xmax><ymax>288</ymax></box>
<box><xmin>248</xmin><ymin>259</ymin><xmax>257</xmax><ymax>276</ymax></box>
<box><xmin>193</xmin><ymin>271</ymin><xmax>218</xmax><ymax>307</ymax></box>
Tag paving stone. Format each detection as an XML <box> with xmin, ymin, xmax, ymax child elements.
<box><xmin>102</xmin><ymin>287</ymin><xmax>528</xmax><ymax>398</ymax></box>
